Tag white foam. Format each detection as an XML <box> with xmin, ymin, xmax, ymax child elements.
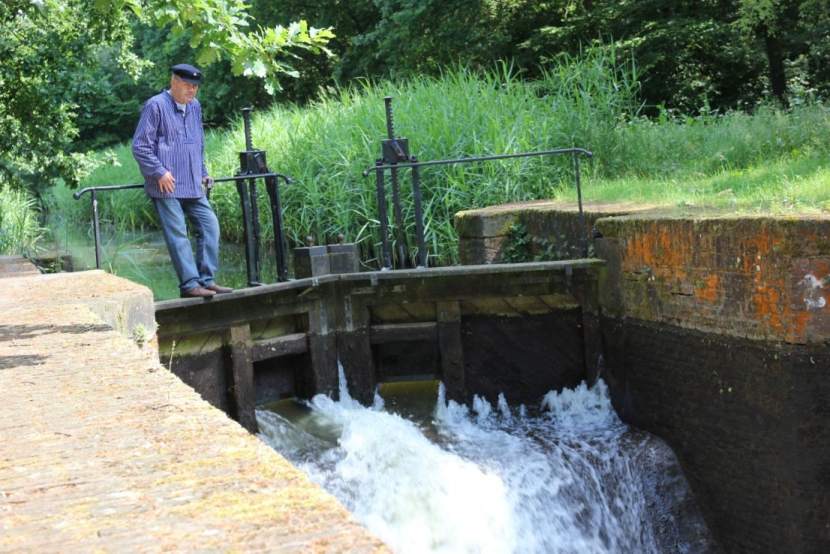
<box><xmin>258</xmin><ymin>375</ymin><xmax>659</xmax><ymax>554</ymax></box>
<box><xmin>541</xmin><ymin>379</ymin><xmax>622</xmax><ymax>434</ymax></box>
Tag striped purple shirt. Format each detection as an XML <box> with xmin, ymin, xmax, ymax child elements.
<box><xmin>132</xmin><ymin>91</ymin><xmax>208</xmax><ymax>198</ymax></box>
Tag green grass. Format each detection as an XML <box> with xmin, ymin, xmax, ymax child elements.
<box><xmin>0</xmin><ymin>182</ymin><xmax>44</xmax><ymax>255</ymax></box>
<box><xmin>563</xmin><ymin>154</ymin><xmax>830</xmax><ymax>214</ymax></box>
<box><xmin>57</xmin><ymin>53</ymin><xmax>830</xmax><ymax>266</ymax></box>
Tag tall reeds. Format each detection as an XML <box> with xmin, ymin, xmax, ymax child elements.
<box><xmin>0</xmin><ymin>182</ymin><xmax>43</xmax><ymax>255</ymax></box>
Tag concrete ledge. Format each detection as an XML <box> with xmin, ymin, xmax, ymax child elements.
<box><xmin>0</xmin><ymin>255</ymin><xmax>40</xmax><ymax>279</ymax></box>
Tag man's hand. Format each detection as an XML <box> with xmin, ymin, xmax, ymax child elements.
<box><xmin>158</xmin><ymin>171</ymin><xmax>176</xmax><ymax>194</ymax></box>
<box><xmin>202</xmin><ymin>176</ymin><xmax>214</xmax><ymax>191</ymax></box>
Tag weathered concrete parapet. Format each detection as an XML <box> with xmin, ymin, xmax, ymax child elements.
<box><xmin>455</xmin><ymin>200</ymin><xmax>659</xmax><ymax>264</ymax></box>
<box><xmin>0</xmin><ymin>255</ymin><xmax>41</xmax><ymax>278</ymax></box>
<box><xmin>595</xmin><ymin>215</ymin><xmax>830</xmax><ymax>344</ymax></box>
<box><xmin>0</xmin><ymin>268</ymin><xmax>389</xmax><ymax>552</ymax></box>
<box><xmin>0</xmin><ymin>268</ymin><xmax>157</xmax><ymax>351</ymax></box>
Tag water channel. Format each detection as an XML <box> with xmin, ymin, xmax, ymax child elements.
<box><xmin>47</xmin><ymin>220</ymin><xmax>280</xmax><ymax>300</ymax></box>
<box><xmin>258</xmin><ymin>368</ymin><xmax>715</xmax><ymax>554</ymax></box>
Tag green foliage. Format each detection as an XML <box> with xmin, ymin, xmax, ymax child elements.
<box><xmin>0</xmin><ymin>0</ymin><xmax>121</xmax><ymax>194</ymax></box>
<box><xmin>0</xmin><ymin>180</ymin><xmax>43</xmax><ymax>256</ymax></box>
<box><xmin>501</xmin><ymin>223</ymin><xmax>534</xmax><ymax>264</ymax></box>
<box><xmin>316</xmin><ymin>0</ymin><xmax>830</xmax><ymax>112</ymax></box>
<box><xmin>0</xmin><ymin>0</ymin><xmax>333</xmax><ymax>194</ymax></box>
<box><xmin>203</xmin><ymin>58</ymin><xmax>640</xmax><ymax>266</ymax></box>
<box><xmin>501</xmin><ymin>222</ymin><xmax>588</xmax><ymax>264</ymax></box>
<box><xmin>59</xmin><ymin>0</ymin><xmax>830</xmax><ymax>153</ymax></box>
<box><xmin>522</xmin><ymin>1</ymin><xmax>764</xmax><ymax>112</ymax></box>
<box><xmin>340</xmin><ymin>0</ymin><xmax>499</xmax><ymax>79</ymax></box>
<box><xmin>131</xmin><ymin>0</ymin><xmax>334</xmax><ymax>93</ymax></box>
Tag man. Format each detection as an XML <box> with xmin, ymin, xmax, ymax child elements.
<box><xmin>132</xmin><ymin>63</ymin><xmax>232</xmax><ymax>298</ymax></box>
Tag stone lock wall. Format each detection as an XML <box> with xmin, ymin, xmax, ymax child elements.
<box><xmin>595</xmin><ymin>215</ymin><xmax>830</xmax><ymax>554</ymax></box>
<box><xmin>456</xmin><ymin>203</ymin><xmax>830</xmax><ymax>554</ymax></box>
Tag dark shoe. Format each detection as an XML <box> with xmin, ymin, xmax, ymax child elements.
<box><xmin>181</xmin><ymin>286</ymin><xmax>216</xmax><ymax>299</ymax></box>
<box><xmin>205</xmin><ymin>283</ymin><xmax>233</xmax><ymax>294</ymax></box>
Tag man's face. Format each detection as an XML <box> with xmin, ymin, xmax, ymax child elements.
<box><xmin>169</xmin><ymin>75</ymin><xmax>199</xmax><ymax>104</ymax></box>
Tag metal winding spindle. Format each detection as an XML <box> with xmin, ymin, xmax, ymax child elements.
<box><xmin>385</xmin><ymin>96</ymin><xmax>410</xmax><ymax>268</ymax></box>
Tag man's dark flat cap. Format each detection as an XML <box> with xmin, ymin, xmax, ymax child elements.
<box><xmin>171</xmin><ymin>63</ymin><xmax>203</xmax><ymax>84</ymax></box>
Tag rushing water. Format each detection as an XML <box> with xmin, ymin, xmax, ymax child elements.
<box><xmin>257</xmin><ymin>369</ymin><xmax>714</xmax><ymax>554</ymax></box>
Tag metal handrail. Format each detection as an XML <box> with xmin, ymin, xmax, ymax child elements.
<box><xmin>363</xmin><ymin>147</ymin><xmax>594</xmax><ymax>269</ymax></box>
<box><xmin>71</xmin><ymin>172</ymin><xmax>293</xmax><ymax>200</ymax></box>
<box><xmin>362</xmin><ymin>148</ymin><xmax>593</xmax><ymax>176</ymax></box>
<box><xmin>72</xmin><ymin>172</ymin><xmax>292</xmax><ymax>280</ymax></box>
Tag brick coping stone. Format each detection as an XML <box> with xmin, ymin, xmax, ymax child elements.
<box><xmin>0</xmin><ymin>271</ymin><xmax>388</xmax><ymax>552</ymax></box>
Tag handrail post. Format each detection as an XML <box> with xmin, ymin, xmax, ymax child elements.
<box><xmin>265</xmin><ymin>175</ymin><xmax>289</xmax><ymax>282</ymax></box>
<box><xmin>91</xmin><ymin>189</ymin><xmax>102</xmax><ymax>269</ymax></box>
<box><xmin>573</xmin><ymin>153</ymin><xmax>587</xmax><ymax>257</ymax></box>
<box><xmin>410</xmin><ymin>158</ymin><xmax>427</xmax><ymax>268</ymax></box>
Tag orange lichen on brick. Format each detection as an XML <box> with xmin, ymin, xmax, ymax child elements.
<box><xmin>738</xmin><ymin>228</ymin><xmax>806</xmax><ymax>338</ymax></box>
<box><xmin>738</xmin><ymin>232</ymin><xmax>782</xmax><ymax>274</ymax></box>
<box><xmin>752</xmin><ymin>284</ymin><xmax>784</xmax><ymax>332</ymax></box>
<box><xmin>789</xmin><ymin>311</ymin><xmax>812</xmax><ymax>343</ymax></box>
<box><xmin>623</xmin><ymin>224</ymin><xmax>692</xmax><ymax>281</ymax></box>
<box><xmin>622</xmin><ymin>232</ymin><xmax>653</xmax><ymax>270</ymax></box>
<box><xmin>695</xmin><ymin>274</ymin><xmax>720</xmax><ymax>303</ymax></box>
<box><xmin>751</xmin><ymin>267</ymin><xmax>821</xmax><ymax>342</ymax></box>
<box><xmin>613</xmin><ymin>218</ymin><xmax>829</xmax><ymax>342</ymax></box>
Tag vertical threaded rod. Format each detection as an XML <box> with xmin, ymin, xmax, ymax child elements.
<box><xmin>384</xmin><ymin>96</ymin><xmax>395</xmax><ymax>139</ymax></box>
<box><xmin>242</xmin><ymin>107</ymin><xmax>254</xmax><ymax>151</ymax></box>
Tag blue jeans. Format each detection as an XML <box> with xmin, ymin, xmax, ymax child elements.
<box><xmin>153</xmin><ymin>196</ymin><xmax>220</xmax><ymax>293</ymax></box>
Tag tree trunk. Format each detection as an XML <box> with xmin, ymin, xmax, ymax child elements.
<box><xmin>763</xmin><ymin>29</ymin><xmax>788</xmax><ymax>105</ymax></box>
